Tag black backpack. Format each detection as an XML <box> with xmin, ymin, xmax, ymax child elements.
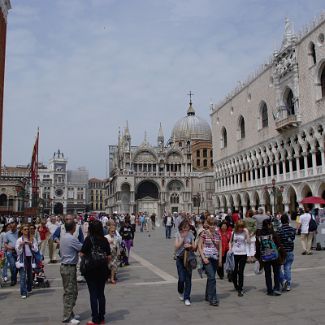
<box><xmin>80</xmin><ymin>237</ymin><xmax>108</xmax><ymax>275</ymax></box>
<box><xmin>308</xmin><ymin>215</ymin><xmax>318</xmax><ymax>232</ymax></box>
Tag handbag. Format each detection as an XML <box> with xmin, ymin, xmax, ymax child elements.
<box><xmin>15</xmin><ymin>251</ymin><xmax>25</xmax><ymax>269</ymax></box>
<box><xmin>184</xmin><ymin>250</ymin><xmax>197</xmax><ymax>270</ymax></box>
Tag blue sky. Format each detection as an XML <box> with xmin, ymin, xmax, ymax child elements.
<box><xmin>3</xmin><ymin>0</ymin><xmax>325</xmax><ymax>178</ymax></box>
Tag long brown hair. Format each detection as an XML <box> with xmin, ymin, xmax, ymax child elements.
<box><xmin>234</xmin><ymin>220</ymin><xmax>246</xmax><ymax>232</ymax></box>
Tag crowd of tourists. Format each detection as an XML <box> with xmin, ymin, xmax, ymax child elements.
<box><xmin>0</xmin><ymin>206</ymin><xmax>321</xmax><ymax>323</ymax></box>
<box><xmin>0</xmin><ymin>213</ymin><xmax>136</xmax><ymax>324</ymax></box>
<box><xmin>171</xmin><ymin>207</ymin><xmax>320</xmax><ymax>307</ymax></box>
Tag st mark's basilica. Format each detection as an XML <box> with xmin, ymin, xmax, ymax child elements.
<box><xmin>106</xmin><ymin>98</ymin><xmax>215</xmax><ymax>216</ymax></box>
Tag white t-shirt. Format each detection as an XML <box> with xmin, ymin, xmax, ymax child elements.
<box><xmin>130</xmin><ymin>215</ymin><xmax>136</xmax><ymax>225</ymax></box>
<box><xmin>299</xmin><ymin>213</ymin><xmax>311</xmax><ymax>234</ymax></box>
<box><xmin>166</xmin><ymin>216</ymin><xmax>172</xmax><ymax>226</ymax></box>
<box><xmin>47</xmin><ymin>222</ymin><xmax>59</xmax><ymax>235</ymax></box>
<box><xmin>101</xmin><ymin>216</ymin><xmax>108</xmax><ymax>226</ymax></box>
<box><xmin>232</xmin><ymin>231</ymin><xmax>247</xmax><ymax>255</ymax></box>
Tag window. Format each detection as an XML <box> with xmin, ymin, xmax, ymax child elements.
<box><xmin>196</xmin><ymin>150</ymin><xmax>200</xmax><ymax>157</ymax></box>
<box><xmin>309</xmin><ymin>42</ymin><xmax>316</xmax><ymax>65</ymax></box>
<box><xmin>321</xmin><ymin>65</ymin><xmax>325</xmax><ymax>98</ymax></box>
<box><xmin>285</xmin><ymin>89</ymin><xmax>295</xmax><ymax>115</ymax></box>
<box><xmin>238</xmin><ymin>116</ymin><xmax>245</xmax><ymax>139</ymax></box>
<box><xmin>221</xmin><ymin>127</ymin><xmax>227</xmax><ymax>148</ymax></box>
<box><xmin>197</xmin><ymin>159</ymin><xmax>200</xmax><ymax>167</ymax></box>
<box><xmin>203</xmin><ymin>149</ymin><xmax>207</xmax><ymax>157</ymax></box>
<box><xmin>261</xmin><ymin>103</ymin><xmax>268</xmax><ymax>128</ymax></box>
<box><xmin>203</xmin><ymin>159</ymin><xmax>207</xmax><ymax>167</ymax></box>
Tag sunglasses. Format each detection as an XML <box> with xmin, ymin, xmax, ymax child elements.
<box><xmin>23</xmin><ymin>228</ymin><xmax>29</xmax><ymax>231</ymax></box>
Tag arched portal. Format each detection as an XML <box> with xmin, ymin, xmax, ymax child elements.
<box><xmin>301</xmin><ymin>184</ymin><xmax>313</xmax><ymax>210</ymax></box>
<box><xmin>0</xmin><ymin>194</ymin><xmax>7</xmax><ymax>207</ymax></box>
<box><xmin>54</xmin><ymin>202</ymin><xmax>64</xmax><ymax>215</ymax></box>
<box><xmin>136</xmin><ymin>181</ymin><xmax>159</xmax><ymax>215</ymax></box>
<box><xmin>287</xmin><ymin>186</ymin><xmax>298</xmax><ymax>215</ymax></box>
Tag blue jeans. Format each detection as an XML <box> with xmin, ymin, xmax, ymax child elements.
<box><xmin>204</xmin><ymin>258</ymin><xmax>219</xmax><ymax>303</ymax></box>
<box><xmin>279</xmin><ymin>251</ymin><xmax>294</xmax><ymax>286</ymax></box>
<box><xmin>6</xmin><ymin>251</ymin><xmax>17</xmax><ymax>283</ymax></box>
<box><xmin>176</xmin><ymin>257</ymin><xmax>192</xmax><ymax>300</ymax></box>
<box><xmin>19</xmin><ymin>256</ymin><xmax>33</xmax><ymax>296</ymax></box>
<box><xmin>165</xmin><ymin>226</ymin><xmax>172</xmax><ymax>238</ymax></box>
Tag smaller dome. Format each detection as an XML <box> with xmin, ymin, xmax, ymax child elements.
<box><xmin>171</xmin><ymin>103</ymin><xmax>212</xmax><ymax>142</ymax></box>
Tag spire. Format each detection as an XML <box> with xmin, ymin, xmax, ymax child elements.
<box><xmin>124</xmin><ymin>120</ymin><xmax>130</xmax><ymax>138</ymax></box>
<box><xmin>187</xmin><ymin>91</ymin><xmax>195</xmax><ymax>116</ymax></box>
<box><xmin>158</xmin><ymin>122</ymin><xmax>164</xmax><ymax>148</ymax></box>
<box><xmin>141</xmin><ymin>130</ymin><xmax>149</xmax><ymax>147</ymax></box>
<box><xmin>282</xmin><ymin>17</ymin><xmax>295</xmax><ymax>48</ymax></box>
<box><xmin>158</xmin><ymin>122</ymin><xmax>164</xmax><ymax>138</ymax></box>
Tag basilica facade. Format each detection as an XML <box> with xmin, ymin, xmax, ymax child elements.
<box><xmin>106</xmin><ymin>101</ymin><xmax>215</xmax><ymax>216</ymax></box>
<box><xmin>211</xmin><ymin>16</ymin><xmax>325</xmax><ymax>216</ymax></box>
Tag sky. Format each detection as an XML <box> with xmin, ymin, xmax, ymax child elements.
<box><xmin>3</xmin><ymin>0</ymin><xmax>325</xmax><ymax>178</ymax></box>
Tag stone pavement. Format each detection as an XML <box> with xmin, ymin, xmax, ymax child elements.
<box><xmin>1</xmin><ymin>224</ymin><xmax>325</xmax><ymax>325</ymax></box>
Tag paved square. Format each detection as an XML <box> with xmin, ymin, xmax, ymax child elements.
<box><xmin>0</xmin><ymin>225</ymin><xmax>325</xmax><ymax>325</ymax></box>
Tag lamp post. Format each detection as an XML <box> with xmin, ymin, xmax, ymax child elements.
<box><xmin>264</xmin><ymin>178</ymin><xmax>284</xmax><ymax>217</ymax></box>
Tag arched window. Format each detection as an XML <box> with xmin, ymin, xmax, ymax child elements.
<box><xmin>238</xmin><ymin>116</ymin><xmax>245</xmax><ymax>139</ymax></box>
<box><xmin>321</xmin><ymin>65</ymin><xmax>325</xmax><ymax>98</ymax></box>
<box><xmin>196</xmin><ymin>159</ymin><xmax>200</xmax><ymax>167</ymax></box>
<box><xmin>221</xmin><ymin>127</ymin><xmax>227</xmax><ymax>148</ymax></box>
<box><xmin>261</xmin><ymin>102</ymin><xmax>268</xmax><ymax>128</ymax></box>
<box><xmin>285</xmin><ymin>89</ymin><xmax>295</xmax><ymax>115</ymax></box>
<box><xmin>309</xmin><ymin>42</ymin><xmax>316</xmax><ymax>65</ymax></box>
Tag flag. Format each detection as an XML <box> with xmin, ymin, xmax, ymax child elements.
<box><xmin>31</xmin><ymin>129</ymin><xmax>39</xmax><ymax>207</ymax></box>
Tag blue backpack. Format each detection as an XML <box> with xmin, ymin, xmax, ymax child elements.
<box><xmin>259</xmin><ymin>235</ymin><xmax>279</xmax><ymax>262</ymax></box>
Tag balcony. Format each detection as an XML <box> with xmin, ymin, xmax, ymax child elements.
<box><xmin>274</xmin><ymin>106</ymin><xmax>301</xmax><ymax>131</ymax></box>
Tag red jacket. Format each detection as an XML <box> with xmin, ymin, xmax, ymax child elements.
<box><xmin>218</xmin><ymin>228</ymin><xmax>232</xmax><ymax>256</ymax></box>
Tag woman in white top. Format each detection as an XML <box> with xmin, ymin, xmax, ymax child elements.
<box><xmin>229</xmin><ymin>220</ymin><xmax>249</xmax><ymax>297</ymax></box>
<box><xmin>105</xmin><ymin>224</ymin><xmax>120</xmax><ymax>284</ymax></box>
<box><xmin>15</xmin><ymin>224</ymin><xmax>38</xmax><ymax>298</ymax></box>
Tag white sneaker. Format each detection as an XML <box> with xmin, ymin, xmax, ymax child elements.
<box><xmin>69</xmin><ymin>319</ymin><xmax>80</xmax><ymax>325</ymax></box>
<box><xmin>3</xmin><ymin>277</ymin><xmax>8</xmax><ymax>282</ymax></box>
<box><xmin>184</xmin><ymin>299</ymin><xmax>191</xmax><ymax>306</ymax></box>
<box><xmin>21</xmin><ymin>295</ymin><xmax>27</xmax><ymax>299</ymax></box>
<box><xmin>178</xmin><ymin>295</ymin><xmax>184</xmax><ymax>301</ymax></box>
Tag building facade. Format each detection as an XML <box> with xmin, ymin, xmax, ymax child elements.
<box><xmin>88</xmin><ymin>178</ymin><xmax>107</xmax><ymax>212</ymax></box>
<box><xmin>0</xmin><ymin>0</ymin><xmax>11</xmax><ymax>173</ymax></box>
<box><xmin>0</xmin><ymin>165</ymin><xmax>29</xmax><ymax>215</ymax></box>
<box><xmin>38</xmin><ymin>150</ymin><xmax>89</xmax><ymax>215</ymax></box>
<box><xmin>211</xmin><ymin>16</ymin><xmax>325</xmax><ymax>216</ymax></box>
<box><xmin>106</xmin><ymin>101</ymin><xmax>215</xmax><ymax>216</ymax></box>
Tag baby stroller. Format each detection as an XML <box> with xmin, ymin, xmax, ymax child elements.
<box><xmin>32</xmin><ymin>260</ymin><xmax>50</xmax><ymax>288</ymax></box>
<box><xmin>118</xmin><ymin>241</ymin><xmax>128</xmax><ymax>267</ymax></box>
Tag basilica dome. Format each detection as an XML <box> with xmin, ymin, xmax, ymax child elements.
<box><xmin>171</xmin><ymin>103</ymin><xmax>212</xmax><ymax>142</ymax></box>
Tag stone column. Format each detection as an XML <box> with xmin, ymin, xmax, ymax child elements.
<box><xmin>242</xmin><ymin>205</ymin><xmax>247</xmax><ymax>218</ymax></box>
<box><xmin>311</xmin><ymin>148</ymin><xmax>317</xmax><ymax>175</ymax></box>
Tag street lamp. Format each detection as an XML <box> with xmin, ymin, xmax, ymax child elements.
<box><xmin>264</xmin><ymin>178</ymin><xmax>284</xmax><ymax>217</ymax></box>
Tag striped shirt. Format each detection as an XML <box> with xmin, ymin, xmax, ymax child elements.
<box><xmin>277</xmin><ymin>224</ymin><xmax>296</xmax><ymax>252</ymax></box>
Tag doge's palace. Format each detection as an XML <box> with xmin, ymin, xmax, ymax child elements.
<box><xmin>211</xmin><ymin>15</ymin><xmax>325</xmax><ymax>216</ymax></box>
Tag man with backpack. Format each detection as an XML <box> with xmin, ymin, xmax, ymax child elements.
<box><xmin>297</xmin><ymin>208</ymin><xmax>315</xmax><ymax>255</ymax></box>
